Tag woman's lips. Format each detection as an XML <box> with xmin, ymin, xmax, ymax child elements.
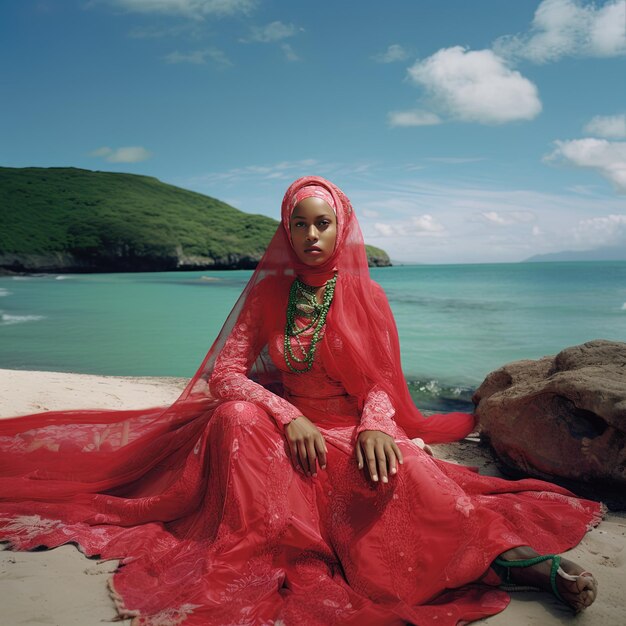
<box><xmin>304</xmin><ymin>247</ymin><xmax>322</xmax><ymax>254</ymax></box>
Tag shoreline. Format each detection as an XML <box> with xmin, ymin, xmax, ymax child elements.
<box><xmin>0</xmin><ymin>368</ymin><xmax>624</xmax><ymax>625</ymax></box>
<box><xmin>3</xmin><ymin>259</ymin><xmax>626</xmax><ymax>278</ymax></box>
<box><xmin>0</xmin><ymin>367</ymin><xmax>477</xmax><ymax>414</ymax></box>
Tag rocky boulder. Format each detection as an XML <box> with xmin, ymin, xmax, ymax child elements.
<box><xmin>473</xmin><ymin>340</ymin><xmax>626</xmax><ymax>507</ymax></box>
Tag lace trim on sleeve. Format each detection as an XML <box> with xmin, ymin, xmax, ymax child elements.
<box><xmin>356</xmin><ymin>386</ymin><xmax>398</xmax><ymax>438</ymax></box>
<box><xmin>209</xmin><ymin>289</ymin><xmax>301</xmax><ymax>430</ymax></box>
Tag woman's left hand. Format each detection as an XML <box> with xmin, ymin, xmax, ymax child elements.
<box><xmin>356</xmin><ymin>430</ymin><xmax>403</xmax><ymax>483</ymax></box>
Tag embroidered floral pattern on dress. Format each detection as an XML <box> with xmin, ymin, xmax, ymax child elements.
<box><xmin>0</xmin><ymin>417</ymin><xmax>157</xmax><ymax>453</ymax></box>
<box><xmin>134</xmin><ymin>604</ymin><xmax>202</xmax><ymax>626</ymax></box>
<box><xmin>356</xmin><ymin>386</ymin><xmax>398</xmax><ymax>438</ymax></box>
<box><xmin>261</xmin><ymin>429</ymin><xmax>293</xmax><ymax>541</ymax></box>
<box><xmin>222</xmin><ymin>566</ymin><xmax>284</xmax><ymax>601</ymax></box>
<box><xmin>209</xmin><ymin>288</ymin><xmax>302</xmax><ymax>429</ymax></box>
<box><xmin>0</xmin><ymin>514</ymin><xmax>64</xmax><ymax>543</ymax></box>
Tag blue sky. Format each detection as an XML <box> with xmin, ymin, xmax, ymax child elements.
<box><xmin>1</xmin><ymin>0</ymin><xmax>625</xmax><ymax>263</ymax></box>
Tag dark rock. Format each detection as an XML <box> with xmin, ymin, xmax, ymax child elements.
<box><xmin>0</xmin><ymin>249</ymin><xmax>389</xmax><ymax>273</ymax></box>
<box><xmin>0</xmin><ymin>251</ymin><xmax>264</xmax><ymax>273</ymax></box>
<box><xmin>473</xmin><ymin>340</ymin><xmax>626</xmax><ymax>508</ymax></box>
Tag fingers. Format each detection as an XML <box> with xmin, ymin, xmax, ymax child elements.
<box><xmin>363</xmin><ymin>443</ymin><xmax>387</xmax><ymax>482</ymax></box>
<box><xmin>297</xmin><ymin>440</ymin><xmax>310</xmax><ymax>476</ymax></box>
<box><xmin>285</xmin><ymin>416</ymin><xmax>327</xmax><ymax>477</ymax></box>
<box><xmin>316</xmin><ymin>438</ymin><xmax>328</xmax><ymax>471</ymax></box>
<box><xmin>376</xmin><ymin>442</ymin><xmax>388</xmax><ymax>483</ymax></box>
<box><xmin>392</xmin><ymin>441</ymin><xmax>403</xmax><ymax>466</ymax></box>
<box><xmin>305</xmin><ymin>438</ymin><xmax>318</xmax><ymax>476</ymax></box>
<box><xmin>356</xmin><ymin>442</ymin><xmax>364</xmax><ymax>470</ymax></box>
<box><xmin>388</xmin><ymin>443</ymin><xmax>398</xmax><ymax>477</ymax></box>
<box><xmin>304</xmin><ymin>436</ymin><xmax>328</xmax><ymax>475</ymax></box>
<box><xmin>289</xmin><ymin>440</ymin><xmax>300</xmax><ymax>472</ymax></box>
<box><xmin>385</xmin><ymin>442</ymin><xmax>403</xmax><ymax>479</ymax></box>
<box><xmin>358</xmin><ymin>434</ymin><xmax>403</xmax><ymax>483</ymax></box>
<box><xmin>366</xmin><ymin>447</ymin><xmax>379</xmax><ymax>482</ymax></box>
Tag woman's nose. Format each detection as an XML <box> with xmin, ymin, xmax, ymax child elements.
<box><xmin>306</xmin><ymin>225</ymin><xmax>318</xmax><ymax>240</ymax></box>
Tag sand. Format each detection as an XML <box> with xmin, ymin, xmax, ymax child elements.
<box><xmin>0</xmin><ymin>368</ymin><xmax>624</xmax><ymax>626</ymax></box>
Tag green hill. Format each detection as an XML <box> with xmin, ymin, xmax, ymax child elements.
<box><xmin>0</xmin><ymin>167</ymin><xmax>390</xmax><ymax>272</ymax></box>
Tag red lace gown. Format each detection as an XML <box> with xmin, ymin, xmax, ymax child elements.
<box><xmin>0</xmin><ymin>286</ymin><xmax>603</xmax><ymax>626</ymax></box>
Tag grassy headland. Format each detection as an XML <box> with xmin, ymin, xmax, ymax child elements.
<box><xmin>0</xmin><ymin>167</ymin><xmax>390</xmax><ymax>273</ymax></box>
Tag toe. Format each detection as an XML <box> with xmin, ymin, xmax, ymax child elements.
<box><xmin>564</xmin><ymin>571</ymin><xmax>597</xmax><ymax>612</ymax></box>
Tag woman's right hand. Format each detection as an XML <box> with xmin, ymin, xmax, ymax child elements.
<box><xmin>284</xmin><ymin>415</ymin><xmax>327</xmax><ymax>477</ymax></box>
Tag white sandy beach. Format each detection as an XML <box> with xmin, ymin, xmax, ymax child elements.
<box><xmin>0</xmin><ymin>368</ymin><xmax>624</xmax><ymax>626</ymax></box>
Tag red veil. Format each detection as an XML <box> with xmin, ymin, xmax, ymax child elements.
<box><xmin>186</xmin><ymin>175</ymin><xmax>474</xmax><ymax>442</ymax></box>
<box><xmin>0</xmin><ymin>177</ymin><xmax>490</xmax><ymax>623</ymax></box>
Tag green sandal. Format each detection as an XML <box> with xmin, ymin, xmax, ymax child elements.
<box><xmin>493</xmin><ymin>554</ymin><xmax>575</xmax><ymax>605</ymax></box>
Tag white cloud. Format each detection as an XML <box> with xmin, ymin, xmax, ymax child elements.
<box><xmin>591</xmin><ymin>0</ymin><xmax>626</xmax><ymax>56</ymax></box>
<box><xmin>406</xmin><ymin>46</ymin><xmax>542</xmax><ymax>124</ymax></box>
<box><xmin>388</xmin><ymin>109</ymin><xmax>441</xmax><ymax>127</ymax></box>
<box><xmin>374</xmin><ymin>222</ymin><xmax>395</xmax><ymax>237</ymax></box>
<box><xmin>373</xmin><ymin>214</ymin><xmax>445</xmax><ymax>237</ymax></box>
<box><xmin>373</xmin><ymin>44</ymin><xmax>409</xmax><ymax>63</ymax></box>
<box><xmin>281</xmin><ymin>43</ymin><xmax>299</xmax><ymax>62</ymax></box>
<box><xmin>244</xmin><ymin>21</ymin><xmax>299</xmax><ymax>43</ymax></box>
<box><xmin>494</xmin><ymin>0</ymin><xmax>626</xmax><ymax>63</ymax></box>
<box><xmin>584</xmin><ymin>114</ymin><xmax>626</xmax><ymax>139</ymax></box>
<box><xmin>545</xmin><ymin>138</ymin><xmax>626</xmax><ymax>192</ymax></box>
<box><xmin>101</xmin><ymin>0</ymin><xmax>255</xmax><ymax>19</ymax></box>
<box><xmin>480</xmin><ymin>210</ymin><xmax>536</xmax><ymax>225</ymax></box>
<box><xmin>90</xmin><ymin>146</ymin><xmax>152</xmax><ymax>163</ymax></box>
<box><xmin>185</xmin><ymin>159</ymin><xmax>319</xmax><ymax>186</ymax></box>
<box><xmin>573</xmin><ymin>214</ymin><xmax>626</xmax><ymax>247</ymax></box>
<box><xmin>164</xmin><ymin>47</ymin><xmax>231</xmax><ymax>66</ymax></box>
<box><xmin>411</xmin><ymin>214</ymin><xmax>445</xmax><ymax>233</ymax></box>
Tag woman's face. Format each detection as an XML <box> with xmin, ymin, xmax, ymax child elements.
<box><xmin>289</xmin><ymin>196</ymin><xmax>337</xmax><ymax>266</ymax></box>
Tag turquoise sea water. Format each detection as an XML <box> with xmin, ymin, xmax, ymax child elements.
<box><xmin>1</xmin><ymin>262</ymin><xmax>625</xmax><ymax>411</ymax></box>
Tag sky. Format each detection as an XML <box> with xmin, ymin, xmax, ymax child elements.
<box><xmin>1</xmin><ymin>0</ymin><xmax>625</xmax><ymax>264</ymax></box>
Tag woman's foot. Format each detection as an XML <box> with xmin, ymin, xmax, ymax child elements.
<box><xmin>495</xmin><ymin>546</ymin><xmax>598</xmax><ymax>612</ymax></box>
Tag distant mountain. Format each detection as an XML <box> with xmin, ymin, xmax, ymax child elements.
<box><xmin>0</xmin><ymin>167</ymin><xmax>390</xmax><ymax>273</ymax></box>
<box><xmin>525</xmin><ymin>246</ymin><xmax>626</xmax><ymax>263</ymax></box>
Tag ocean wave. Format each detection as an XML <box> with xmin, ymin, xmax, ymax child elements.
<box><xmin>0</xmin><ymin>288</ymin><xmax>11</xmax><ymax>297</ymax></box>
<box><xmin>406</xmin><ymin>378</ymin><xmax>475</xmax><ymax>413</ymax></box>
<box><xmin>621</xmin><ymin>302</ymin><xmax>626</xmax><ymax>311</ymax></box>
<box><xmin>1</xmin><ymin>312</ymin><xmax>45</xmax><ymax>326</ymax></box>
<box><xmin>10</xmin><ymin>275</ymin><xmax>73</xmax><ymax>281</ymax></box>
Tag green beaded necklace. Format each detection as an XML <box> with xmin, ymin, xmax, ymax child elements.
<box><xmin>284</xmin><ymin>273</ymin><xmax>337</xmax><ymax>373</ymax></box>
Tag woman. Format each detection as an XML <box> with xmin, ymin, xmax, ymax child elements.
<box><xmin>0</xmin><ymin>176</ymin><xmax>602</xmax><ymax>625</ymax></box>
